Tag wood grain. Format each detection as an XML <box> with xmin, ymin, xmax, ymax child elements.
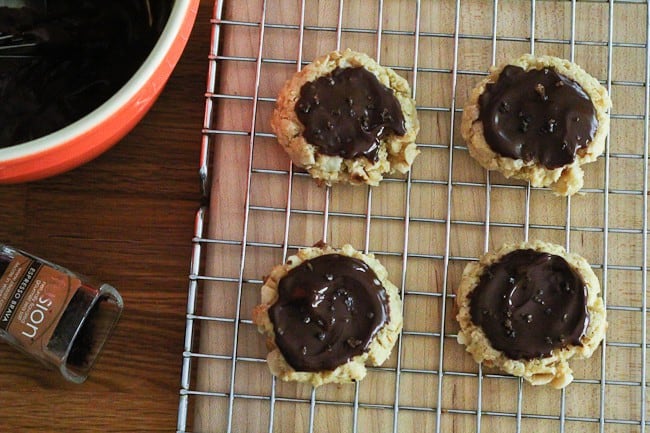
<box><xmin>194</xmin><ymin>1</ymin><xmax>650</xmax><ymax>433</ymax></box>
<box><xmin>0</xmin><ymin>1</ymin><xmax>216</xmax><ymax>431</ymax></box>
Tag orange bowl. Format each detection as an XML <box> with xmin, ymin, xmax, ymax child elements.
<box><xmin>0</xmin><ymin>0</ymin><xmax>199</xmax><ymax>184</ymax></box>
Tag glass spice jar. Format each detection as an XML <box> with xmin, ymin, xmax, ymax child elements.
<box><xmin>0</xmin><ymin>244</ymin><xmax>123</xmax><ymax>383</ymax></box>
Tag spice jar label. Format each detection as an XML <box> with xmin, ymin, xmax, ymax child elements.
<box><xmin>0</xmin><ymin>253</ymin><xmax>80</xmax><ymax>358</ymax></box>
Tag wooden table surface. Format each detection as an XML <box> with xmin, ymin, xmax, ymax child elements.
<box><xmin>0</xmin><ymin>2</ymin><xmax>214</xmax><ymax>431</ymax></box>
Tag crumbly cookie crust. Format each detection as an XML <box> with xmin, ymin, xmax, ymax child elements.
<box><xmin>455</xmin><ymin>240</ymin><xmax>607</xmax><ymax>389</ymax></box>
<box><xmin>271</xmin><ymin>49</ymin><xmax>420</xmax><ymax>186</ymax></box>
<box><xmin>253</xmin><ymin>244</ymin><xmax>403</xmax><ymax>387</ymax></box>
<box><xmin>461</xmin><ymin>54</ymin><xmax>611</xmax><ymax>196</ymax></box>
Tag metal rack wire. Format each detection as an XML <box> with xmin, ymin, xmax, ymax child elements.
<box><xmin>178</xmin><ymin>1</ymin><xmax>650</xmax><ymax>432</ymax></box>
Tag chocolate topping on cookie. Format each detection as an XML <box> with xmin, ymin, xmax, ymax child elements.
<box><xmin>469</xmin><ymin>249</ymin><xmax>589</xmax><ymax>360</ymax></box>
<box><xmin>268</xmin><ymin>254</ymin><xmax>389</xmax><ymax>372</ymax></box>
<box><xmin>478</xmin><ymin>65</ymin><xmax>598</xmax><ymax>169</ymax></box>
<box><xmin>295</xmin><ymin>67</ymin><xmax>407</xmax><ymax>162</ymax></box>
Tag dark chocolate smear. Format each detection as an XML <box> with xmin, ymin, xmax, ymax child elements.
<box><xmin>478</xmin><ymin>65</ymin><xmax>598</xmax><ymax>169</ymax></box>
<box><xmin>268</xmin><ymin>254</ymin><xmax>389</xmax><ymax>372</ymax></box>
<box><xmin>295</xmin><ymin>66</ymin><xmax>407</xmax><ymax>163</ymax></box>
<box><xmin>0</xmin><ymin>1</ymin><xmax>172</xmax><ymax>148</ymax></box>
<box><xmin>469</xmin><ymin>249</ymin><xmax>589</xmax><ymax>360</ymax></box>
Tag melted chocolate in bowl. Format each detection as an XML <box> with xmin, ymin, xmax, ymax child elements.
<box><xmin>268</xmin><ymin>254</ymin><xmax>389</xmax><ymax>372</ymax></box>
<box><xmin>478</xmin><ymin>65</ymin><xmax>598</xmax><ymax>169</ymax></box>
<box><xmin>295</xmin><ymin>67</ymin><xmax>406</xmax><ymax>163</ymax></box>
<box><xmin>469</xmin><ymin>249</ymin><xmax>589</xmax><ymax>360</ymax></box>
<box><xmin>0</xmin><ymin>1</ymin><xmax>173</xmax><ymax>148</ymax></box>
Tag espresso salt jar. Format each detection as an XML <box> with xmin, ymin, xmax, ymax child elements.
<box><xmin>0</xmin><ymin>244</ymin><xmax>123</xmax><ymax>383</ymax></box>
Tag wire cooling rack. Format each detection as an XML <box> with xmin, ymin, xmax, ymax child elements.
<box><xmin>178</xmin><ymin>0</ymin><xmax>650</xmax><ymax>432</ymax></box>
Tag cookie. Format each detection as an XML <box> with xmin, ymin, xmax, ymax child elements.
<box><xmin>455</xmin><ymin>240</ymin><xmax>607</xmax><ymax>389</ymax></box>
<box><xmin>252</xmin><ymin>243</ymin><xmax>403</xmax><ymax>387</ymax></box>
<box><xmin>461</xmin><ymin>54</ymin><xmax>611</xmax><ymax>196</ymax></box>
<box><xmin>271</xmin><ymin>49</ymin><xmax>420</xmax><ymax>186</ymax></box>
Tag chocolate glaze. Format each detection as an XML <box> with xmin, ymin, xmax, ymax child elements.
<box><xmin>0</xmin><ymin>1</ymin><xmax>172</xmax><ymax>148</ymax></box>
<box><xmin>478</xmin><ymin>65</ymin><xmax>598</xmax><ymax>169</ymax></box>
<box><xmin>295</xmin><ymin>67</ymin><xmax>407</xmax><ymax>163</ymax></box>
<box><xmin>469</xmin><ymin>249</ymin><xmax>589</xmax><ymax>360</ymax></box>
<box><xmin>268</xmin><ymin>254</ymin><xmax>389</xmax><ymax>372</ymax></box>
